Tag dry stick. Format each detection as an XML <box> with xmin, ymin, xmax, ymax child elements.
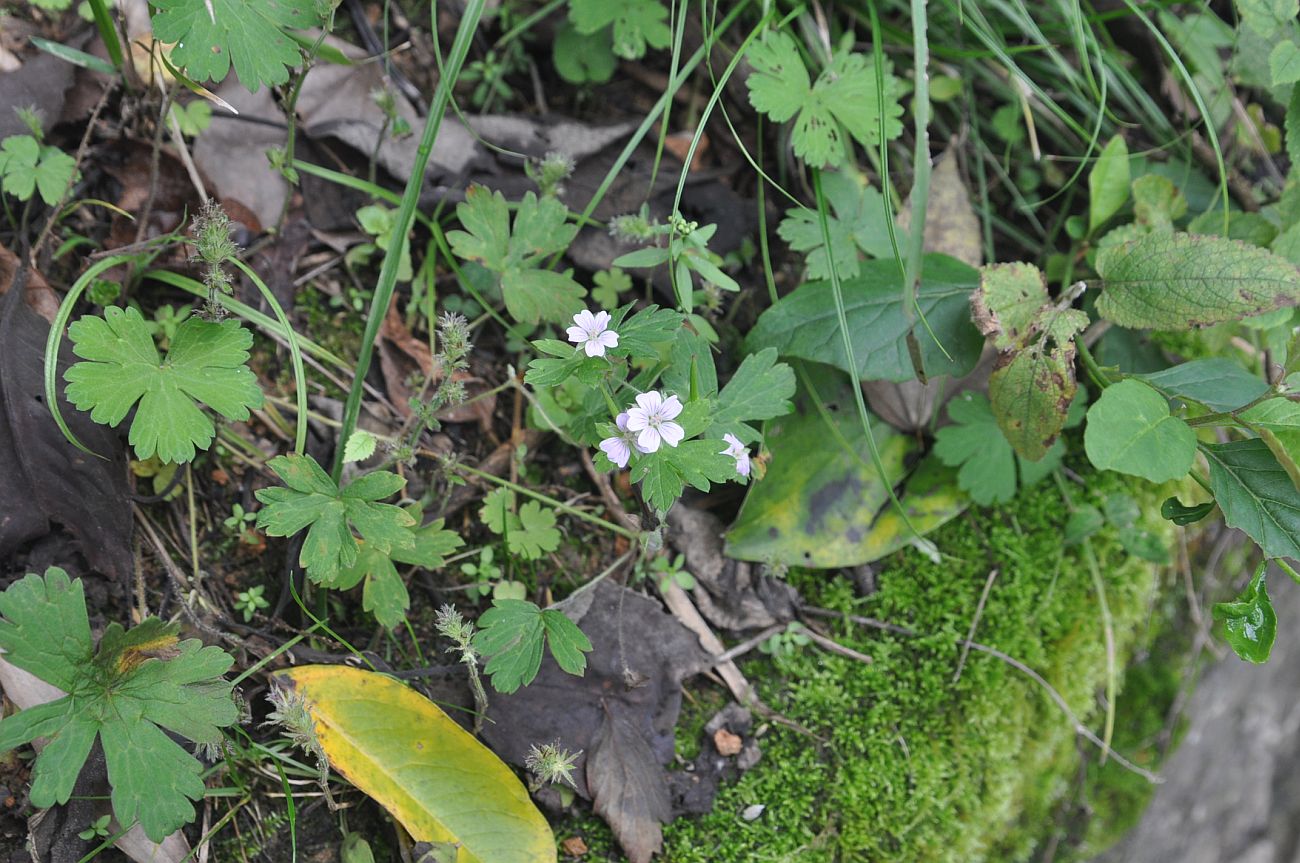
<box><xmin>952</xmin><ymin>568</ymin><xmax>999</xmax><ymax>684</ymax></box>
<box><xmin>801</xmin><ymin>605</ymin><xmax>1162</xmax><ymax>784</ymax></box>
<box><xmin>579</xmin><ymin>449</ymin><xmax>640</xmax><ymax>534</ymax></box>
<box><xmin>802</xmin><ymin>628</ymin><xmax>873</xmax><ymax>665</ymax></box>
<box><xmin>710</xmin><ymin>624</ymin><xmax>785</xmax><ymax>666</ymax></box>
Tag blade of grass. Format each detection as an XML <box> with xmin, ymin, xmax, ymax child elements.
<box><xmin>331</xmin><ymin>0</ymin><xmax>487</xmax><ymax>481</ymax></box>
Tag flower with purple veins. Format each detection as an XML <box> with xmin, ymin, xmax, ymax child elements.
<box><xmin>598</xmin><ymin>412</ymin><xmax>650</xmax><ymax>468</ymax></box>
<box><xmin>720</xmin><ymin>433</ymin><xmax>751</xmax><ymax>478</ymax></box>
<box><xmin>566</xmin><ymin>309</ymin><xmax>619</xmax><ymax>357</ymax></box>
<box><xmin>625</xmin><ymin>391</ymin><xmax>685</xmax><ymax>452</ymax></box>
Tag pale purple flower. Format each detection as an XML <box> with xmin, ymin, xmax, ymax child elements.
<box><xmin>598</xmin><ymin>412</ymin><xmax>651</xmax><ymax>468</ymax></box>
<box><xmin>566</xmin><ymin>309</ymin><xmax>619</xmax><ymax>357</ymax></box>
<box><xmin>625</xmin><ymin>391</ymin><xmax>685</xmax><ymax>452</ymax></box>
<box><xmin>720</xmin><ymin>433</ymin><xmax>751</xmax><ymax>477</ymax></box>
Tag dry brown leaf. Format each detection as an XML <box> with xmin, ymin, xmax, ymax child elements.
<box><xmin>712</xmin><ymin>727</ymin><xmax>743</xmax><ymax>757</ymax></box>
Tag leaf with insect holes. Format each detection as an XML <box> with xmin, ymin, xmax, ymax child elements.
<box><xmin>1095</xmin><ymin>232</ymin><xmax>1300</xmax><ymax>329</ymax></box>
<box><xmin>777</xmin><ymin>171</ymin><xmax>894</xmax><ymax>279</ymax></box>
<box><xmin>0</xmin><ymin>135</ymin><xmax>78</xmax><ymax>206</ymax></box>
<box><xmin>447</xmin><ymin>186</ymin><xmax>586</xmax><ymax>324</ymax></box>
<box><xmin>0</xmin><ymin>568</ymin><xmax>237</xmax><ymax>842</ymax></box>
<box><xmin>745</xmin><ymin>31</ymin><xmax>904</xmax><ymax>168</ymax></box>
<box><xmin>64</xmin><ymin>307</ymin><xmax>263</xmax><ymax>464</ymax></box>
<box><xmin>332</xmin><ymin>515</ymin><xmax>462</xmax><ymax>629</ymax></box>
<box><xmin>471</xmin><ymin>599</ymin><xmax>593</xmax><ymax>694</ymax></box>
<box><xmin>151</xmin><ymin>0</ymin><xmax>324</xmax><ymax>91</ymax></box>
<box><xmin>1084</xmin><ymin>379</ymin><xmax>1197</xmax><ymax>482</ymax></box>
<box><xmin>706</xmin><ymin>348</ymin><xmax>796</xmax><ymax>443</ymax></box>
<box><xmin>1213</xmin><ymin>564</ymin><xmax>1277</xmax><ymax>663</ymax></box>
<box><xmin>569</xmin><ymin>0</ymin><xmax>670</xmax><ymax>60</ymax></box>
<box><xmin>255</xmin><ymin>454</ymin><xmax>415</xmax><ymax>584</ymax></box>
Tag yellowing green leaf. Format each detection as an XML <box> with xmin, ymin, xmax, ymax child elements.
<box><xmin>273</xmin><ymin>666</ymin><xmax>555</xmax><ymax>862</ymax></box>
<box><xmin>1095</xmin><ymin>232</ymin><xmax>1300</xmax><ymax>329</ymax></box>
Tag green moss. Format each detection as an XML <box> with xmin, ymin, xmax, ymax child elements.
<box><xmin>662</xmin><ymin>469</ymin><xmax>1173</xmax><ymax>863</ymax></box>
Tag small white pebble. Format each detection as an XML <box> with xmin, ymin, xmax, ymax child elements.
<box><xmin>742</xmin><ymin>804</ymin><xmax>765</xmax><ymax>822</ymax></box>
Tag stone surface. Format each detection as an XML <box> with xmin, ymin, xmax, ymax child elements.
<box><xmin>1097</xmin><ymin>565</ymin><xmax>1300</xmax><ymax>863</ymax></box>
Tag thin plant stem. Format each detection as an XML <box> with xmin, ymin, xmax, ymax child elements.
<box><xmin>453</xmin><ymin>463</ymin><xmax>639</xmax><ymax>540</ymax></box>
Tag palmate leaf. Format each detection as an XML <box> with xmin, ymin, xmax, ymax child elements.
<box><xmin>447</xmin><ymin>186</ymin><xmax>585</xmax><ymax>324</ymax></box>
<box><xmin>255</xmin><ymin>454</ymin><xmax>415</xmax><ymax>584</ymax></box>
<box><xmin>569</xmin><ymin>0</ymin><xmax>670</xmax><ymax>60</ymax></box>
<box><xmin>151</xmin><ymin>0</ymin><xmax>325</xmax><ymax>91</ymax></box>
<box><xmin>777</xmin><ymin>171</ymin><xmax>894</xmax><ymax>279</ymax></box>
<box><xmin>706</xmin><ymin>348</ymin><xmax>796</xmax><ymax>443</ymax></box>
<box><xmin>470</xmin><ymin>599</ymin><xmax>592</xmax><ymax>693</ymax></box>
<box><xmin>745</xmin><ymin>31</ymin><xmax>904</xmax><ymax>168</ymax></box>
<box><xmin>64</xmin><ymin>307</ymin><xmax>263</xmax><ymax>464</ymax></box>
<box><xmin>334</xmin><ymin>516</ymin><xmax>463</xmax><ymax>629</ymax></box>
<box><xmin>0</xmin><ymin>135</ymin><xmax>78</xmax><ymax>206</ymax></box>
<box><xmin>0</xmin><ymin>569</ymin><xmax>237</xmax><ymax>842</ymax></box>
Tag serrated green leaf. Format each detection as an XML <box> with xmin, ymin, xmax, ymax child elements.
<box><xmin>1089</xmin><ymin>135</ymin><xmax>1130</xmax><ymax>232</ymax></box>
<box><xmin>1237</xmin><ymin>0</ymin><xmax>1298</xmax><ymax>37</ymax></box>
<box><xmin>479</xmin><ymin>487</ymin><xmax>514</xmax><ymax>535</ymax></box>
<box><xmin>933</xmin><ymin>392</ymin><xmax>1018</xmax><ymax>505</ymax></box>
<box><xmin>1271</xmin><ymin>40</ymin><xmax>1300</xmax><ymax>85</ymax></box>
<box><xmin>64</xmin><ymin>307</ymin><xmax>263</xmax><ymax>463</ymax></box>
<box><xmin>554</xmin><ymin>21</ymin><xmax>618</xmax><ymax>84</ymax></box>
<box><xmin>0</xmin><ymin>569</ymin><xmax>236</xmax><ymax>842</ymax></box>
<box><xmin>777</xmin><ymin>172</ymin><xmax>894</xmax><ymax>279</ymax></box>
<box><xmin>1083</xmin><ymin>379</ymin><xmax>1197</xmax><ymax>482</ymax></box>
<box><xmin>707</xmin><ymin>348</ymin><xmax>795</xmax><ymax>442</ymax></box>
<box><xmin>539</xmin><ymin>609</ymin><xmax>593</xmax><ymax>675</ymax></box>
<box><xmin>343</xmin><ymin>430</ymin><xmax>378</xmax><ymax>463</ymax></box>
<box><xmin>1204</xmin><ymin>438</ymin><xmax>1300</xmax><ymax>559</ymax></box>
<box><xmin>748</xmin><ymin>254</ymin><xmax>983</xmax><ymax>382</ymax></box>
<box><xmin>631</xmin><ymin>440</ymin><xmax>736</xmax><ymax>513</ymax></box>
<box><xmin>1095</xmin><ymin>232</ymin><xmax>1300</xmax><ymax>329</ymax></box>
<box><xmin>613</xmin><ymin>305</ymin><xmax>683</xmax><ymax>360</ymax></box>
<box><xmin>1213</xmin><ymin>564</ymin><xmax>1276</xmax><ymax>663</ymax></box>
<box><xmin>1240</xmin><ymin>397</ymin><xmax>1300</xmax><ymax>489</ymax></box>
<box><xmin>0</xmin><ymin>136</ymin><xmax>77</xmax><ymax>206</ymax></box>
<box><xmin>569</xmin><ymin>0</ymin><xmax>670</xmax><ymax>60</ymax></box>
<box><xmin>255</xmin><ymin>455</ymin><xmax>414</xmax><ymax>584</ymax></box>
<box><xmin>1137</xmin><ymin>358</ymin><xmax>1273</xmax><ymax>412</ymax></box>
<box><xmin>151</xmin><ymin>0</ymin><xmax>325</xmax><ymax>91</ymax></box>
<box><xmin>447</xmin><ymin>186</ymin><xmax>585</xmax><ymax>324</ymax></box>
<box><xmin>745</xmin><ymin>31</ymin><xmax>904</xmax><ymax>169</ymax></box>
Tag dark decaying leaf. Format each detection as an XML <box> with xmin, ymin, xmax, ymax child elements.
<box><xmin>0</xmin><ymin>260</ymin><xmax>132</xmax><ymax>578</ymax></box>
<box><xmin>587</xmin><ymin>712</ymin><xmax>673</xmax><ymax>863</ymax></box>
<box><xmin>478</xmin><ymin>582</ymin><xmax>708</xmax><ymax>862</ymax></box>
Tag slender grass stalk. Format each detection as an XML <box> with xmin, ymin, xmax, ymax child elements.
<box><xmin>85</xmin><ymin>0</ymin><xmax>124</xmax><ymax>72</ymax></box>
<box><xmin>230</xmin><ymin>259</ymin><xmax>308</xmax><ymax>455</ymax></box>
<box><xmin>902</xmin><ymin>0</ymin><xmax>932</xmax><ymax>334</ymax></box>
<box><xmin>454</xmin><ymin>463</ymin><xmax>639</xmax><ymax>540</ymax></box>
<box><xmin>331</xmin><ymin>0</ymin><xmax>488</xmax><ymax>481</ymax></box>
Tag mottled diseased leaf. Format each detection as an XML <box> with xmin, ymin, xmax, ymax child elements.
<box><xmin>856</xmin><ymin>455</ymin><xmax>969</xmax><ymax>563</ymax></box>
<box><xmin>1089</xmin><ymin>135</ymin><xmax>1130</xmax><ymax>232</ymax></box>
<box><xmin>726</xmin><ymin>374</ymin><xmax>915</xmax><ymax>567</ymax></box>
<box><xmin>64</xmin><ymin>307</ymin><xmax>263</xmax><ymax>464</ymax></box>
<box><xmin>1096</xmin><ymin>232</ymin><xmax>1300</xmax><ymax>329</ymax></box>
<box><xmin>0</xmin><ymin>569</ymin><xmax>236</xmax><ymax>841</ymax></box>
<box><xmin>447</xmin><ymin>186</ymin><xmax>585</xmax><ymax>324</ymax></box>
<box><xmin>748</xmin><ymin>254</ymin><xmax>983</xmax><ymax>382</ymax></box>
<box><xmin>1083</xmin><ymin>379</ymin><xmax>1197</xmax><ymax>482</ymax></box>
<box><xmin>1204</xmin><ymin>438</ymin><xmax>1300</xmax><ymax>559</ymax></box>
<box><xmin>972</xmin><ymin>263</ymin><xmax>1049</xmax><ymax>350</ymax></box>
<box><xmin>1213</xmin><ymin>564</ymin><xmax>1276</xmax><ymax>663</ymax></box>
<box><xmin>255</xmin><ymin>454</ymin><xmax>415</xmax><ymax>584</ymax></box>
<box><xmin>151</xmin><ymin>0</ymin><xmax>324</xmax><ymax>91</ymax></box>
<box><xmin>587</xmin><ymin>713</ymin><xmax>672</xmax><ymax>863</ymax></box>
<box><xmin>273</xmin><ymin>666</ymin><xmax>555</xmax><ymax>859</ymax></box>
<box><xmin>1137</xmin><ymin>358</ymin><xmax>1272</xmax><ymax>412</ymax></box>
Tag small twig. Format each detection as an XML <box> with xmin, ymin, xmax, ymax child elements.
<box><xmin>952</xmin><ymin>568</ymin><xmax>998</xmax><ymax>684</ymax></box>
<box><xmin>802</xmin><ymin>627</ymin><xmax>873</xmax><ymax>665</ymax></box>
<box><xmin>710</xmin><ymin>624</ymin><xmax>785</xmax><ymax>666</ymax></box>
<box><xmin>579</xmin><ymin>449</ymin><xmax>640</xmax><ymax>534</ymax></box>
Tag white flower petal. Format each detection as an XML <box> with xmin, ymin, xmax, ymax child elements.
<box><xmin>598</xmin><ymin>330</ymin><xmax>619</xmax><ymax>348</ymax></box>
<box><xmin>636</xmin><ymin>390</ymin><xmax>663</xmax><ymax>414</ymax></box>
<box><xmin>625</xmin><ymin>408</ymin><xmax>650</xmax><ymax>432</ymax></box>
<box><xmin>566</xmin><ymin>326</ymin><xmax>587</xmax><ymax>344</ymax></box>
<box><xmin>660</xmin><ymin>394</ymin><xmax>684</xmax><ymax>420</ymax></box>
<box><xmin>615</xmin><ymin>411</ymin><xmax>631</xmax><ymax>432</ymax></box>
<box><xmin>658</xmin><ymin>421</ymin><xmax>685</xmax><ymax>448</ymax></box>
<box><xmin>584</xmin><ymin>339</ymin><xmax>605</xmax><ymax>357</ymax></box>
<box><xmin>637</xmin><ymin>427</ymin><xmax>662</xmax><ymax>452</ymax></box>
<box><xmin>735</xmin><ymin>453</ymin><xmax>751</xmax><ymax>477</ymax></box>
<box><xmin>573</xmin><ymin>310</ymin><xmax>596</xmax><ymax>330</ymax></box>
<box><xmin>599</xmin><ymin>437</ymin><xmax>631</xmax><ymax>468</ymax></box>
<box><xmin>593</xmin><ymin>310</ymin><xmax>612</xmax><ymax>329</ymax></box>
